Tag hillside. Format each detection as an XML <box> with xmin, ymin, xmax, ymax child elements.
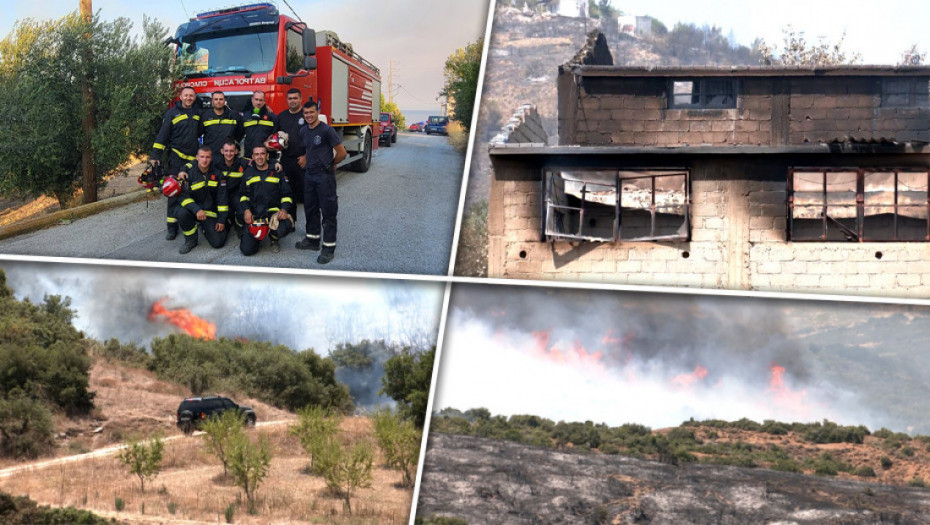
<box><xmin>418</xmin><ymin>432</ymin><xmax>930</xmax><ymax>524</ymax></box>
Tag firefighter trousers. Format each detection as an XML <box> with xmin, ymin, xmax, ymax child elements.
<box><xmin>282</xmin><ymin>157</ymin><xmax>304</xmax><ymax>204</ymax></box>
<box><xmin>175</xmin><ymin>207</ymin><xmax>228</xmax><ymax>249</ymax></box>
<box><xmin>163</xmin><ymin>150</ymin><xmax>196</xmax><ymax>235</ymax></box>
<box><xmin>303</xmin><ymin>170</ymin><xmax>338</xmax><ymax>247</ymax></box>
<box><xmin>239</xmin><ymin>217</ymin><xmax>294</xmax><ymax>256</ymax></box>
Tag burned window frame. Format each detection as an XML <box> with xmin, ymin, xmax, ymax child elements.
<box><xmin>543</xmin><ymin>168</ymin><xmax>691</xmax><ymax>243</ymax></box>
<box><xmin>668</xmin><ymin>78</ymin><xmax>738</xmax><ymax>109</ymax></box>
<box><xmin>881</xmin><ymin>78</ymin><xmax>930</xmax><ymax>107</ymax></box>
<box><xmin>787</xmin><ymin>167</ymin><xmax>930</xmax><ymax>242</ymax></box>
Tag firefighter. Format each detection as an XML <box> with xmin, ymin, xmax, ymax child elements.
<box><xmin>150</xmin><ymin>86</ymin><xmax>201</xmax><ymax>239</ymax></box>
<box><xmin>173</xmin><ymin>145</ymin><xmax>229</xmax><ymax>254</ymax></box>
<box><xmin>294</xmin><ymin>99</ymin><xmax>347</xmax><ymax>264</ymax></box>
<box><xmin>241</xmin><ymin>90</ymin><xmax>278</xmax><ymax>162</ymax></box>
<box><xmin>276</xmin><ymin>88</ymin><xmax>307</xmax><ymax>203</ymax></box>
<box><xmin>201</xmin><ymin>91</ymin><xmax>243</xmax><ymax>156</ymax></box>
<box><xmin>214</xmin><ymin>138</ymin><xmax>251</xmax><ymax>237</ymax></box>
<box><xmin>239</xmin><ymin>145</ymin><xmax>295</xmax><ymax>256</ymax></box>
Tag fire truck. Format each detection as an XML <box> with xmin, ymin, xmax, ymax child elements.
<box><xmin>168</xmin><ymin>3</ymin><xmax>381</xmax><ymax>172</ymax></box>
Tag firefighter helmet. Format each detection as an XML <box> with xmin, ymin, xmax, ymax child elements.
<box><xmin>266</xmin><ymin>131</ymin><xmax>289</xmax><ymax>152</ymax></box>
<box><xmin>161</xmin><ymin>176</ymin><xmax>181</xmax><ymax>198</ymax></box>
<box><xmin>138</xmin><ymin>163</ymin><xmax>162</xmax><ymax>190</ymax></box>
<box><xmin>248</xmin><ymin>220</ymin><xmax>270</xmax><ymax>241</ymax></box>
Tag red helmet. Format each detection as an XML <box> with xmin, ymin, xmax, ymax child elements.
<box><xmin>138</xmin><ymin>174</ymin><xmax>156</xmax><ymax>190</ymax></box>
<box><xmin>248</xmin><ymin>220</ymin><xmax>270</xmax><ymax>241</ymax></box>
<box><xmin>266</xmin><ymin>131</ymin><xmax>289</xmax><ymax>152</ymax></box>
<box><xmin>161</xmin><ymin>177</ymin><xmax>181</xmax><ymax>198</ymax></box>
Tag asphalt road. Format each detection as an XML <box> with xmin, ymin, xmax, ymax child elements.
<box><xmin>0</xmin><ymin>132</ymin><xmax>463</xmax><ymax>275</ymax></box>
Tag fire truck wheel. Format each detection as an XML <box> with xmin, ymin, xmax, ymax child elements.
<box><xmin>349</xmin><ymin>131</ymin><xmax>372</xmax><ymax>173</ymax></box>
<box><xmin>391</xmin><ymin>130</ymin><xmax>397</xmax><ymax>143</ymax></box>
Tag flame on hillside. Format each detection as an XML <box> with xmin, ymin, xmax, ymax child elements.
<box><xmin>148</xmin><ymin>298</ymin><xmax>216</xmax><ymax>340</ymax></box>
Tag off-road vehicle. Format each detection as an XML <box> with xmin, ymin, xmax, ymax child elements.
<box><xmin>176</xmin><ymin>396</ymin><xmax>256</xmax><ymax>435</ymax></box>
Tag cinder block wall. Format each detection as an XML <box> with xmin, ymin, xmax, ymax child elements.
<box><xmin>488</xmin><ymin>162</ymin><xmax>930</xmax><ymax>296</ymax></box>
<box><xmin>559</xmin><ymin>76</ymin><xmax>930</xmax><ymax>146</ymax></box>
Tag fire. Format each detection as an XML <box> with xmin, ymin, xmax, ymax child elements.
<box><xmin>528</xmin><ymin>330</ymin><xmax>604</xmax><ymax>369</ymax></box>
<box><xmin>766</xmin><ymin>361</ymin><xmax>810</xmax><ymax>416</ymax></box>
<box><xmin>148</xmin><ymin>298</ymin><xmax>216</xmax><ymax>340</ymax></box>
<box><xmin>672</xmin><ymin>365</ymin><xmax>709</xmax><ymax>388</ymax></box>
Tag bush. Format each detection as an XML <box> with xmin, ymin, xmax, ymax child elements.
<box><xmin>910</xmin><ymin>477</ymin><xmax>927</xmax><ymax>488</ymax></box>
<box><xmin>225</xmin><ymin>503</ymin><xmax>236</xmax><ymax>523</ymax></box>
<box><xmin>855</xmin><ymin>466</ymin><xmax>877</xmax><ymax>478</ymax></box>
<box><xmin>114</xmin><ymin>497</ymin><xmax>125</xmax><ymax>511</ymax></box>
<box><xmin>380</xmin><ymin>347</ymin><xmax>435</xmax><ymax>428</ymax></box>
<box><xmin>772</xmin><ymin>458</ymin><xmax>801</xmax><ymax>473</ymax></box>
<box><xmin>881</xmin><ymin>456</ymin><xmax>894</xmax><ymax>469</ymax></box>
<box><xmin>0</xmin><ymin>491</ymin><xmax>113</xmax><ymax>524</ymax></box>
<box><xmin>901</xmin><ymin>446</ymin><xmax>916</xmax><ymax>458</ymax></box>
<box><xmin>0</xmin><ymin>394</ymin><xmax>54</xmax><ymax>459</ymax></box>
<box><xmin>446</xmin><ymin>121</ymin><xmax>469</xmax><ymax>153</ymax></box>
<box><xmin>167</xmin><ymin>501</ymin><xmax>178</xmax><ymax>515</ymax></box>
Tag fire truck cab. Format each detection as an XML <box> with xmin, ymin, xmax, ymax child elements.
<box><xmin>170</xmin><ymin>3</ymin><xmax>381</xmax><ymax>172</ymax></box>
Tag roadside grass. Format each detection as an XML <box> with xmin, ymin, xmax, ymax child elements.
<box><xmin>447</xmin><ymin>121</ymin><xmax>469</xmax><ymax>153</ymax></box>
<box><xmin>0</xmin><ymin>418</ymin><xmax>412</xmax><ymax>524</ymax></box>
<box><xmin>454</xmin><ymin>200</ymin><xmax>488</xmax><ymax>277</ymax></box>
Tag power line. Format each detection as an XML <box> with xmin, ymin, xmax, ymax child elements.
<box><xmin>281</xmin><ymin>0</ymin><xmax>303</xmax><ymax>22</ymax></box>
<box><xmin>397</xmin><ymin>84</ymin><xmax>433</xmax><ymax>105</ymax></box>
<box><xmin>179</xmin><ymin>0</ymin><xmax>189</xmax><ymax>18</ymax></box>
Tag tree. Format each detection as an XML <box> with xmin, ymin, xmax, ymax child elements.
<box><xmin>757</xmin><ymin>26</ymin><xmax>861</xmax><ymax>66</ymax></box>
<box><xmin>315</xmin><ymin>436</ymin><xmax>373</xmax><ymax>514</ymax></box>
<box><xmin>201</xmin><ymin>410</ymin><xmax>246</xmax><ymax>476</ymax></box>
<box><xmin>0</xmin><ymin>394</ymin><xmax>55</xmax><ymax>459</ymax></box>
<box><xmin>380</xmin><ymin>347</ymin><xmax>435</xmax><ymax>428</ymax></box>
<box><xmin>371</xmin><ymin>408</ymin><xmax>422</xmax><ymax>488</ymax></box>
<box><xmin>440</xmin><ymin>39</ymin><xmax>483</xmax><ymax>131</ymax></box>
<box><xmin>228</xmin><ymin>432</ymin><xmax>272</xmax><ymax>514</ymax></box>
<box><xmin>900</xmin><ymin>44</ymin><xmax>925</xmax><ymax>66</ymax></box>
<box><xmin>0</xmin><ymin>13</ymin><xmax>174</xmax><ymax>208</ymax></box>
<box><xmin>380</xmin><ymin>94</ymin><xmax>406</xmax><ymax>130</ymax></box>
<box><xmin>117</xmin><ymin>433</ymin><xmax>164</xmax><ymax>493</ymax></box>
<box><xmin>290</xmin><ymin>405</ymin><xmax>342</xmax><ymax>473</ymax></box>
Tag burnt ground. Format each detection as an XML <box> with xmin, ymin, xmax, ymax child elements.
<box><xmin>417</xmin><ymin>433</ymin><xmax>930</xmax><ymax>524</ymax></box>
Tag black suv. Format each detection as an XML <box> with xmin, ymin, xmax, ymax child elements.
<box><xmin>176</xmin><ymin>396</ymin><xmax>256</xmax><ymax>434</ymax></box>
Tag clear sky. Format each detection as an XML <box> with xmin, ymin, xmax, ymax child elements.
<box><xmin>614</xmin><ymin>0</ymin><xmax>929</xmax><ymax>65</ymax></box>
<box><xmin>0</xmin><ymin>0</ymin><xmax>490</xmax><ymax>111</ymax></box>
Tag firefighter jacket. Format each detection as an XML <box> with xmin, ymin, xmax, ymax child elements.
<box><xmin>241</xmin><ymin>105</ymin><xmax>278</xmax><ymax>159</ymax></box>
<box><xmin>200</xmin><ymin>107</ymin><xmax>243</xmax><ymax>155</ymax></box>
<box><xmin>213</xmin><ymin>156</ymin><xmax>250</xmax><ymax>200</ymax></box>
<box><xmin>150</xmin><ymin>101</ymin><xmax>201</xmax><ymax>163</ymax></box>
<box><xmin>178</xmin><ymin>162</ymin><xmax>230</xmax><ymax>225</ymax></box>
<box><xmin>239</xmin><ymin>164</ymin><xmax>294</xmax><ymax>219</ymax></box>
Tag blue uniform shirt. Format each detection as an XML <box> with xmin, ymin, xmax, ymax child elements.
<box><xmin>299</xmin><ymin>120</ymin><xmax>342</xmax><ymax>174</ymax></box>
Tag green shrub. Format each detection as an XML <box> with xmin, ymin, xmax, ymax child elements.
<box><xmin>291</xmin><ymin>406</ymin><xmax>342</xmax><ymax>474</ymax></box>
<box><xmin>855</xmin><ymin>466</ymin><xmax>877</xmax><ymax>477</ymax></box>
<box><xmin>0</xmin><ymin>491</ymin><xmax>113</xmax><ymax>524</ymax></box>
<box><xmin>771</xmin><ymin>458</ymin><xmax>801</xmax><ymax>473</ymax></box>
<box><xmin>910</xmin><ymin>477</ymin><xmax>927</xmax><ymax>488</ymax></box>
<box><xmin>116</xmin><ymin>433</ymin><xmax>164</xmax><ymax>493</ymax></box>
<box><xmin>167</xmin><ymin>501</ymin><xmax>178</xmax><ymax>514</ymax></box>
<box><xmin>228</xmin><ymin>433</ymin><xmax>271</xmax><ymax>514</ymax></box>
<box><xmin>901</xmin><ymin>446</ymin><xmax>916</xmax><ymax>457</ymax></box>
<box><xmin>225</xmin><ymin>503</ymin><xmax>236</xmax><ymax>523</ymax></box>
<box><xmin>201</xmin><ymin>409</ymin><xmax>246</xmax><ymax>476</ymax></box>
<box><xmin>881</xmin><ymin>456</ymin><xmax>894</xmax><ymax>469</ymax></box>
<box><xmin>0</xmin><ymin>394</ymin><xmax>55</xmax><ymax>459</ymax></box>
<box><xmin>315</xmin><ymin>436</ymin><xmax>374</xmax><ymax>514</ymax></box>
<box><xmin>114</xmin><ymin>497</ymin><xmax>125</xmax><ymax>511</ymax></box>
<box><xmin>371</xmin><ymin>408</ymin><xmax>421</xmax><ymax>488</ymax></box>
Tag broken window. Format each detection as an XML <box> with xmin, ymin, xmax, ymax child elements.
<box><xmin>669</xmin><ymin>78</ymin><xmax>737</xmax><ymax>109</ymax></box>
<box><xmin>789</xmin><ymin>168</ymin><xmax>930</xmax><ymax>241</ymax></box>
<box><xmin>544</xmin><ymin>169</ymin><xmax>689</xmax><ymax>242</ymax></box>
<box><xmin>881</xmin><ymin>78</ymin><xmax>930</xmax><ymax>107</ymax></box>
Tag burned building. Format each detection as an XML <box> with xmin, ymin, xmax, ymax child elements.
<box><xmin>486</xmin><ymin>32</ymin><xmax>930</xmax><ymax>295</ymax></box>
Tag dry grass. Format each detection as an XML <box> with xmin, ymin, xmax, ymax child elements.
<box><xmin>446</xmin><ymin>121</ymin><xmax>470</xmax><ymax>153</ymax></box>
<box><xmin>453</xmin><ymin>200</ymin><xmax>488</xmax><ymax>277</ymax></box>
<box><xmin>1</xmin><ymin>419</ymin><xmax>412</xmax><ymax>524</ymax></box>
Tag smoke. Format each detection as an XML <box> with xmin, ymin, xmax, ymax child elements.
<box><xmin>436</xmin><ymin>285</ymin><xmax>901</xmax><ymax>431</ymax></box>
<box><xmin>332</xmin><ymin>340</ymin><xmax>398</xmax><ymax>408</ymax></box>
<box><xmin>1</xmin><ymin>261</ymin><xmax>442</xmax><ymax>408</ymax></box>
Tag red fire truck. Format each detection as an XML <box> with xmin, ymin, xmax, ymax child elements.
<box><xmin>169</xmin><ymin>3</ymin><xmax>381</xmax><ymax>172</ymax></box>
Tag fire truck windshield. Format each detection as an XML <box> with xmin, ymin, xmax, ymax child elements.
<box><xmin>178</xmin><ymin>27</ymin><xmax>278</xmax><ymax>78</ymax></box>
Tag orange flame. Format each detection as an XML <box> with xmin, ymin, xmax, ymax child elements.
<box><xmin>672</xmin><ymin>365</ymin><xmax>709</xmax><ymax>388</ymax></box>
<box><xmin>766</xmin><ymin>361</ymin><xmax>810</xmax><ymax>416</ymax></box>
<box><xmin>148</xmin><ymin>298</ymin><xmax>216</xmax><ymax>340</ymax></box>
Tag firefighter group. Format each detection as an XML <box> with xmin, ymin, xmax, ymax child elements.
<box><xmin>148</xmin><ymin>86</ymin><xmax>347</xmax><ymax>264</ymax></box>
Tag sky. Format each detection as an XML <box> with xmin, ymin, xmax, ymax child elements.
<box><xmin>434</xmin><ymin>285</ymin><xmax>930</xmax><ymax>433</ymax></box>
<box><xmin>0</xmin><ymin>0</ymin><xmax>490</xmax><ymax>111</ymax></box>
<box><xmin>0</xmin><ymin>261</ymin><xmax>444</xmax><ymax>354</ymax></box>
<box><xmin>611</xmin><ymin>0</ymin><xmax>930</xmax><ymax>65</ymax></box>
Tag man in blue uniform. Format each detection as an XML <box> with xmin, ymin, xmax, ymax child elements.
<box><xmin>294</xmin><ymin>100</ymin><xmax>347</xmax><ymax>264</ymax></box>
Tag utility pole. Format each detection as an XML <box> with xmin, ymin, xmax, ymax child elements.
<box><xmin>388</xmin><ymin>60</ymin><xmax>394</xmax><ymax>104</ymax></box>
<box><xmin>80</xmin><ymin>0</ymin><xmax>97</xmax><ymax>204</ymax></box>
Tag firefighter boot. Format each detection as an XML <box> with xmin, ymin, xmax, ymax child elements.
<box><xmin>271</xmin><ymin>239</ymin><xmax>280</xmax><ymax>253</ymax></box>
<box><xmin>179</xmin><ymin>233</ymin><xmax>198</xmax><ymax>254</ymax></box>
<box><xmin>166</xmin><ymin>227</ymin><xmax>178</xmax><ymax>241</ymax></box>
<box><xmin>317</xmin><ymin>244</ymin><xmax>335</xmax><ymax>264</ymax></box>
<box><xmin>295</xmin><ymin>235</ymin><xmax>320</xmax><ymax>251</ymax></box>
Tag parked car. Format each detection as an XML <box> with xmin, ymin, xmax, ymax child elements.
<box><xmin>379</xmin><ymin>112</ymin><xmax>398</xmax><ymax>147</ymax></box>
<box><xmin>426</xmin><ymin>115</ymin><xmax>449</xmax><ymax>135</ymax></box>
<box><xmin>409</xmin><ymin>122</ymin><xmax>422</xmax><ymax>132</ymax></box>
<box><xmin>176</xmin><ymin>396</ymin><xmax>256</xmax><ymax>435</ymax></box>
